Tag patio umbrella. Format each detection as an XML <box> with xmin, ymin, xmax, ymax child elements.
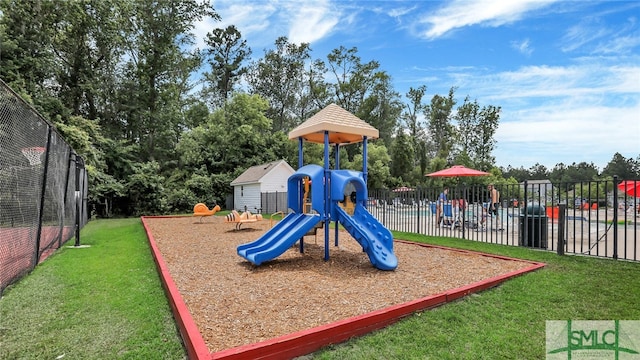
<box><xmin>425</xmin><ymin>165</ymin><xmax>489</xmax><ymax>177</ymax></box>
<box><xmin>618</xmin><ymin>180</ymin><xmax>640</xmax><ymax>197</ymax></box>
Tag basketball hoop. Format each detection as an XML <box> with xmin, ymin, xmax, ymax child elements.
<box><xmin>21</xmin><ymin>147</ymin><xmax>46</xmax><ymax>166</ymax></box>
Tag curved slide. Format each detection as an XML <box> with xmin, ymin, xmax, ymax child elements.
<box><xmin>237</xmin><ymin>213</ymin><xmax>321</xmax><ymax>266</ymax></box>
<box><xmin>335</xmin><ymin>204</ymin><xmax>398</xmax><ymax>271</ymax></box>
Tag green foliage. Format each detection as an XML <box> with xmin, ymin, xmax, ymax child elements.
<box><xmin>202</xmin><ymin>25</ymin><xmax>252</xmax><ymax>107</ymax></box>
<box><xmin>389</xmin><ymin>130</ymin><xmax>414</xmax><ymax>183</ymax></box>
<box><xmin>349</xmin><ymin>142</ymin><xmax>392</xmax><ymax>189</ymax></box>
<box><xmin>247</xmin><ymin>37</ymin><xmax>313</xmax><ymax>132</ymax></box>
<box><xmin>126</xmin><ymin>161</ymin><xmax>168</xmax><ymax>216</ymax></box>
<box><xmin>165</xmin><ymin>187</ymin><xmax>199</xmax><ymax>214</ymax></box>
<box><xmin>455</xmin><ymin>96</ymin><xmax>500</xmax><ymax>170</ymax></box>
<box><xmin>573</xmin><ymin>180</ymin><xmax>610</xmax><ymax>201</ymax></box>
<box><xmin>601</xmin><ymin>153</ymin><xmax>640</xmax><ymax>179</ymax></box>
<box><xmin>427</xmin><ymin>87</ymin><xmax>457</xmax><ymax>161</ymax></box>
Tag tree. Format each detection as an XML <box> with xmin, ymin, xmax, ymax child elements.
<box><xmin>474</xmin><ymin>103</ymin><xmax>500</xmax><ymax>170</ymax></box>
<box><xmin>117</xmin><ymin>0</ymin><xmax>213</xmax><ymax>163</ymax></box>
<box><xmin>246</xmin><ymin>37</ymin><xmax>313</xmax><ymax>132</ymax></box>
<box><xmin>402</xmin><ymin>85</ymin><xmax>429</xmax><ymax>172</ymax></box>
<box><xmin>389</xmin><ymin>129</ymin><xmax>414</xmax><ymax>183</ymax></box>
<box><xmin>176</xmin><ymin>93</ymin><xmax>295</xmax><ymax>201</ymax></box>
<box><xmin>455</xmin><ymin>96</ymin><xmax>480</xmax><ymax>165</ymax></box>
<box><xmin>323</xmin><ymin>46</ymin><xmax>401</xmax><ymax>153</ymax></box>
<box><xmin>529</xmin><ymin>163</ymin><xmax>549</xmax><ymax>179</ymax></box>
<box><xmin>350</xmin><ymin>143</ymin><xmax>392</xmax><ymax>190</ymax></box>
<box><xmin>202</xmin><ymin>25</ymin><xmax>251</xmax><ymax>108</ymax></box>
<box><xmin>48</xmin><ymin>0</ymin><xmax>124</xmax><ymax>122</ymax></box>
<box><xmin>551</xmin><ymin>162</ymin><xmax>599</xmax><ymax>183</ymax></box>
<box><xmin>0</xmin><ymin>0</ymin><xmax>58</xmax><ymax>100</ymax></box>
<box><xmin>602</xmin><ymin>153</ymin><xmax>640</xmax><ymax>179</ymax></box>
<box><xmin>126</xmin><ymin>161</ymin><xmax>167</xmax><ymax>216</ymax></box>
<box><xmin>325</xmin><ymin>46</ymin><xmax>374</xmax><ymax>113</ymax></box>
<box><xmin>356</xmin><ymin>71</ymin><xmax>402</xmax><ymax>147</ymax></box>
<box><xmin>501</xmin><ymin>165</ymin><xmax>531</xmax><ymax>182</ymax></box>
<box><xmin>426</xmin><ymin>87</ymin><xmax>456</xmax><ymax>161</ymax></box>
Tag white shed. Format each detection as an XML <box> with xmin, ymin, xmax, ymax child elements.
<box><xmin>230</xmin><ymin>160</ymin><xmax>295</xmax><ymax>213</ymax></box>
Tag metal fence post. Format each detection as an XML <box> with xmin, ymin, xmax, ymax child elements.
<box><xmin>557</xmin><ymin>204</ymin><xmax>566</xmax><ymax>255</ymax></box>
<box><xmin>613</xmin><ymin>176</ymin><xmax>618</xmax><ymax>260</ymax></box>
<box><xmin>33</xmin><ymin>126</ymin><xmax>53</xmax><ymax>266</ymax></box>
<box><xmin>74</xmin><ymin>155</ymin><xmax>84</xmax><ymax>246</ymax></box>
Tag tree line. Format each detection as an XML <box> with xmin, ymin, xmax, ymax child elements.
<box><xmin>1</xmin><ymin>0</ymin><xmax>637</xmax><ymax>217</ymax></box>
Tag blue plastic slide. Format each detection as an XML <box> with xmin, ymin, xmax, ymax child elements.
<box><xmin>237</xmin><ymin>213</ymin><xmax>321</xmax><ymax>266</ymax></box>
<box><xmin>335</xmin><ymin>204</ymin><xmax>398</xmax><ymax>271</ymax></box>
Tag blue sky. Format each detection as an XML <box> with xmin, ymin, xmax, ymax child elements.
<box><xmin>199</xmin><ymin>0</ymin><xmax>640</xmax><ymax>171</ymax></box>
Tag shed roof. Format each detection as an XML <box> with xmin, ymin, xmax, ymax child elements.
<box><xmin>230</xmin><ymin>160</ymin><xmax>294</xmax><ymax>186</ymax></box>
<box><xmin>288</xmin><ymin>103</ymin><xmax>379</xmax><ymax>145</ymax></box>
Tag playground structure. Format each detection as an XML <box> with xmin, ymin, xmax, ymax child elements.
<box><xmin>224</xmin><ymin>210</ymin><xmax>264</xmax><ymax>230</ymax></box>
<box><xmin>237</xmin><ymin>104</ymin><xmax>398</xmax><ymax>270</ymax></box>
<box><xmin>192</xmin><ymin>203</ymin><xmax>221</xmax><ymax>223</ymax></box>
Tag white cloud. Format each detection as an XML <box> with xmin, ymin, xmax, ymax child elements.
<box><xmin>463</xmin><ymin>63</ymin><xmax>640</xmax><ymax>169</ymax></box>
<box><xmin>207</xmin><ymin>0</ymin><xmax>291</xmax><ymax>52</ymax></box>
<box><xmin>415</xmin><ymin>0</ymin><xmax>558</xmax><ymax>40</ymax></box>
<box><xmin>495</xmin><ymin>103</ymin><xmax>640</xmax><ymax>169</ymax></box>
<box><xmin>561</xmin><ymin>23</ymin><xmax>611</xmax><ymax>52</ymax></box>
<box><xmin>388</xmin><ymin>6</ymin><xmax>415</xmax><ymax>19</ymax></box>
<box><xmin>286</xmin><ymin>1</ymin><xmax>339</xmax><ymax>45</ymax></box>
<box><xmin>511</xmin><ymin>38</ymin><xmax>534</xmax><ymax>56</ymax></box>
<box><xmin>593</xmin><ymin>34</ymin><xmax>640</xmax><ymax>55</ymax></box>
<box><xmin>562</xmin><ymin>11</ymin><xmax>639</xmax><ymax>54</ymax></box>
<box><xmin>206</xmin><ymin>0</ymin><xmax>342</xmax><ymax>50</ymax></box>
<box><xmin>466</xmin><ymin>63</ymin><xmax>639</xmax><ymax>102</ymax></box>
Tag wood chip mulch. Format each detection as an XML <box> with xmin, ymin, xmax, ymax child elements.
<box><xmin>144</xmin><ymin>216</ymin><xmax>533</xmax><ymax>353</ymax></box>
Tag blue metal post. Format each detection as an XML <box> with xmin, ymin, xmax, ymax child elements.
<box><xmin>363</xmin><ymin>137</ymin><xmax>368</xmax><ymax>180</ymax></box>
<box><xmin>298</xmin><ymin>137</ymin><xmax>303</xmax><ymax>168</ymax></box>
<box><xmin>298</xmin><ymin>137</ymin><xmax>304</xmax><ymax>253</ymax></box>
<box><xmin>334</xmin><ymin>143</ymin><xmax>340</xmax><ymax>246</ymax></box>
<box><xmin>324</xmin><ymin>131</ymin><xmax>330</xmax><ymax>261</ymax></box>
<box><xmin>363</xmin><ymin>136</ymin><xmax>368</xmax><ymax>202</ymax></box>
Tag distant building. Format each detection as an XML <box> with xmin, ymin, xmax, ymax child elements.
<box><xmin>230</xmin><ymin>160</ymin><xmax>295</xmax><ymax>213</ymax></box>
<box><xmin>520</xmin><ymin>179</ymin><xmax>554</xmax><ymax>202</ymax></box>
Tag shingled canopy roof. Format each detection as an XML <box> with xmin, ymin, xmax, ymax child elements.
<box><xmin>288</xmin><ymin>103</ymin><xmax>379</xmax><ymax>145</ymax></box>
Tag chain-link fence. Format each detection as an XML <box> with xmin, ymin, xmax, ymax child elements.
<box><xmin>0</xmin><ymin>80</ymin><xmax>88</xmax><ymax>296</ymax></box>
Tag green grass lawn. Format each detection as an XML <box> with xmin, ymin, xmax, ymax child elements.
<box><xmin>1</xmin><ymin>219</ymin><xmax>639</xmax><ymax>359</ymax></box>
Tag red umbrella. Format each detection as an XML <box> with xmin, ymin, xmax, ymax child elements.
<box><xmin>425</xmin><ymin>165</ymin><xmax>489</xmax><ymax>177</ymax></box>
<box><xmin>618</xmin><ymin>180</ymin><xmax>640</xmax><ymax>197</ymax></box>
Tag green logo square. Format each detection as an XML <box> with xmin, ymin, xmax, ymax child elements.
<box><xmin>547</xmin><ymin>320</ymin><xmax>640</xmax><ymax>359</ymax></box>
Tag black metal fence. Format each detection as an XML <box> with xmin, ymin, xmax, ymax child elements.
<box><xmin>0</xmin><ymin>80</ymin><xmax>88</xmax><ymax>296</ymax></box>
<box><xmin>260</xmin><ymin>178</ymin><xmax>638</xmax><ymax>262</ymax></box>
<box><xmin>368</xmin><ymin>179</ymin><xmax>639</xmax><ymax>261</ymax></box>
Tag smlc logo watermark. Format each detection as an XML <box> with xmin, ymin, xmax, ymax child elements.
<box><xmin>547</xmin><ymin>320</ymin><xmax>640</xmax><ymax>359</ymax></box>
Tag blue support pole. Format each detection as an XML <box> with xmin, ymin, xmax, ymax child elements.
<box><xmin>298</xmin><ymin>137</ymin><xmax>303</xmax><ymax>168</ymax></box>
<box><xmin>334</xmin><ymin>143</ymin><xmax>340</xmax><ymax>246</ymax></box>
<box><xmin>298</xmin><ymin>137</ymin><xmax>304</xmax><ymax>253</ymax></box>
<box><xmin>363</xmin><ymin>136</ymin><xmax>368</xmax><ymax>202</ymax></box>
<box><xmin>324</xmin><ymin>131</ymin><xmax>330</xmax><ymax>261</ymax></box>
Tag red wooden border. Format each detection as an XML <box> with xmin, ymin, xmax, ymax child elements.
<box><xmin>141</xmin><ymin>216</ymin><xmax>211</xmax><ymax>360</ymax></box>
<box><xmin>142</xmin><ymin>216</ymin><xmax>545</xmax><ymax>360</ymax></box>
